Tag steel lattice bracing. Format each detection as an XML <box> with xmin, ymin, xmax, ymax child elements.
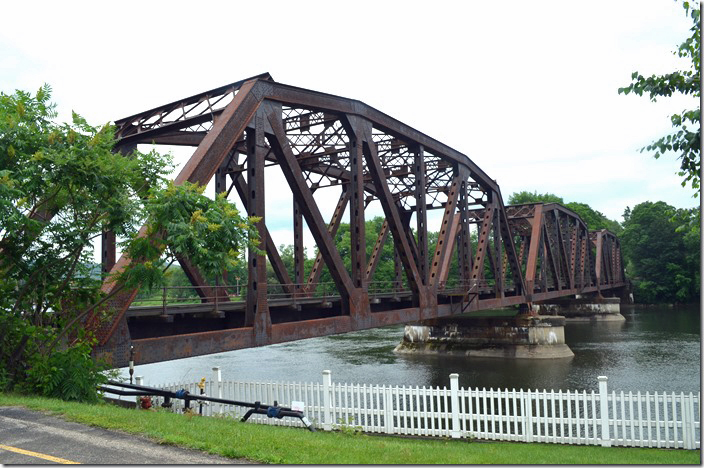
<box><xmin>91</xmin><ymin>74</ymin><xmax>628</xmax><ymax>367</ymax></box>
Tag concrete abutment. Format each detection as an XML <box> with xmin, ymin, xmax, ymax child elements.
<box><xmin>532</xmin><ymin>296</ymin><xmax>625</xmax><ymax>322</ymax></box>
<box><xmin>394</xmin><ymin>314</ymin><xmax>574</xmax><ymax>359</ymax></box>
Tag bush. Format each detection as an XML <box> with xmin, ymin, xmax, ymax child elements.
<box><xmin>20</xmin><ymin>340</ymin><xmax>111</xmax><ymax>403</ymax></box>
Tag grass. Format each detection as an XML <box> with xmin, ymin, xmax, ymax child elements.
<box><xmin>0</xmin><ymin>393</ymin><xmax>699</xmax><ymax>464</ymax></box>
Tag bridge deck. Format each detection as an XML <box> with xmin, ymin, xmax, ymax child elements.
<box><xmin>125</xmin><ymin>283</ymin><xmax>626</xmax><ymax>365</ymax></box>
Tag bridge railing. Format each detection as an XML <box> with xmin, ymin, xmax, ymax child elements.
<box><xmin>131</xmin><ymin>278</ymin><xmax>520</xmax><ymax>311</ymax></box>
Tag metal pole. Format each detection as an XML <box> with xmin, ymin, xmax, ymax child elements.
<box><xmin>128</xmin><ymin>346</ymin><xmax>135</xmax><ymax>385</ymax></box>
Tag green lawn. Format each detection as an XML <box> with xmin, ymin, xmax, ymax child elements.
<box><xmin>0</xmin><ymin>394</ymin><xmax>699</xmax><ymax>464</ymax></box>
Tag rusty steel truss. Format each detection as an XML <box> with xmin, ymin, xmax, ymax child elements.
<box><xmin>90</xmin><ymin>74</ymin><xmax>628</xmax><ymax>367</ymax></box>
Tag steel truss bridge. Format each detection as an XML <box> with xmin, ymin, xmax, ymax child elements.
<box><xmin>90</xmin><ymin>74</ymin><xmax>628</xmax><ymax>367</ymax></box>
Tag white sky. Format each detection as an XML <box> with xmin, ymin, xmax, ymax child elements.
<box><xmin>1</xmin><ymin>0</ymin><xmax>699</xmax><ymax>257</ymax></box>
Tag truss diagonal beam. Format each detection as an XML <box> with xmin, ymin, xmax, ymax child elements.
<box><xmin>429</xmin><ymin>174</ymin><xmax>462</xmax><ymax>289</ymax></box>
<box><xmin>305</xmin><ymin>190</ymin><xmax>350</xmax><ymax>294</ymax></box>
<box><xmin>264</xmin><ymin>101</ymin><xmax>355</xmax><ymax>304</ymax></box>
<box><xmin>358</xmin><ymin>120</ymin><xmax>423</xmax><ymax>298</ymax></box>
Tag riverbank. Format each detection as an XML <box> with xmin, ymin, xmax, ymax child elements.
<box><xmin>0</xmin><ymin>394</ymin><xmax>699</xmax><ymax>464</ymax></box>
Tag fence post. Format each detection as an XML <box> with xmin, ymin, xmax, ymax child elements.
<box><xmin>682</xmin><ymin>393</ymin><xmax>693</xmax><ymax>450</ymax></box>
<box><xmin>524</xmin><ymin>389</ymin><xmax>533</xmax><ymax>443</ymax></box>
<box><xmin>450</xmin><ymin>373</ymin><xmax>461</xmax><ymax>439</ymax></box>
<box><xmin>384</xmin><ymin>386</ymin><xmax>394</xmax><ymax>434</ymax></box>
<box><xmin>322</xmin><ymin>370</ymin><xmax>333</xmax><ymax>431</ymax></box>
<box><xmin>598</xmin><ymin>376</ymin><xmax>611</xmax><ymax>447</ymax></box>
<box><xmin>212</xmin><ymin>366</ymin><xmax>223</xmax><ymax>414</ymax></box>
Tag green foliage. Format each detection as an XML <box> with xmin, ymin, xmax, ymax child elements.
<box><xmin>621</xmin><ymin>201</ymin><xmax>699</xmax><ymax>303</ymax></box>
<box><xmin>564</xmin><ymin>202</ymin><xmax>623</xmax><ymax>235</ymax></box>
<box><xmin>20</xmin><ymin>340</ymin><xmax>113</xmax><ymax>403</ymax></box>
<box><xmin>507</xmin><ymin>190</ymin><xmax>564</xmax><ymax>205</ymax></box>
<box><xmin>618</xmin><ymin>1</ymin><xmax>701</xmax><ymax>193</ymax></box>
<box><xmin>120</xmin><ymin>182</ymin><xmax>260</xmax><ymax>292</ymax></box>
<box><xmin>0</xmin><ymin>85</ymin><xmax>258</xmax><ymax>401</ymax></box>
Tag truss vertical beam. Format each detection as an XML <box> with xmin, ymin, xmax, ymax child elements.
<box><xmin>457</xmin><ymin>180</ymin><xmax>473</xmax><ymax>283</ymax></box>
<box><xmin>414</xmin><ymin>144</ymin><xmax>428</xmax><ymax>285</ymax></box>
<box><xmin>293</xmin><ymin>200</ymin><xmax>305</xmax><ymax>293</ymax></box>
<box><xmin>244</xmin><ymin>115</ymin><xmax>271</xmax><ymax>343</ymax></box>
<box><xmin>594</xmin><ymin>230</ymin><xmax>603</xmax><ymax>296</ymax></box>
<box><xmin>492</xmin><ymin>205</ymin><xmax>504</xmax><ymax>298</ymax></box>
<box><xmin>100</xmin><ymin>143</ymin><xmax>136</xmax><ymax>276</ymax></box>
<box><xmin>101</xmin><ymin>230</ymin><xmax>116</xmax><ymax>276</ymax></box>
<box><xmin>347</xmin><ymin>118</ymin><xmax>367</xmax><ymax>291</ymax></box>
<box><xmin>578</xmin><ymin>233</ymin><xmax>586</xmax><ymax>290</ymax></box>
<box><xmin>569</xmin><ymin>219</ymin><xmax>578</xmax><ymax>287</ymax></box>
<box><xmin>248</xmin><ymin>114</ymin><xmax>271</xmax><ymax>344</ymax></box>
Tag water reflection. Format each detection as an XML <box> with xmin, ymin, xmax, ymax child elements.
<box><xmin>121</xmin><ymin>305</ymin><xmax>700</xmax><ymax>394</ymax></box>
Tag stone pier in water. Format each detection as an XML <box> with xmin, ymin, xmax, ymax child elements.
<box><xmin>394</xmin><ymin>313</ymin><xmax>574</xmax><ymax>359</ymax></box>
<box><xmin>532</xmin><ymin>297</ymin><xmax>625</xmax><ymax>322</ymax></box>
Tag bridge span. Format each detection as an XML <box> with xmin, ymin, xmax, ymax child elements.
<box><xmin>90</xmin><ymin>74</ymin><xmax>628</xmax><ymax>367</ymax></box>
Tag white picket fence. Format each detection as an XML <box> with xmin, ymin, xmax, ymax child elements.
<box><xmin>144</xmin><ymin>370</ymin><xmax>700</xmax><ymax>450</ymax></box>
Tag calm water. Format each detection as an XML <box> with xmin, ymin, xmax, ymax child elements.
<box><xmin>121</xmin><ymin>305</ymin><xmax>701</xmax><ymax>394</ymax></box>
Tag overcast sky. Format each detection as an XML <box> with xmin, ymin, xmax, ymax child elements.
<box><xmin>1</xmin><ymin>0</ymin><xmax>699</xmax><ymax>254</ymax></box>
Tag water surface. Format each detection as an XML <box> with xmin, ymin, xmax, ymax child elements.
<box><xmin>121</xmin><ymin>305</ymin><xmax>700</xmax><ymax>393</ymax></box>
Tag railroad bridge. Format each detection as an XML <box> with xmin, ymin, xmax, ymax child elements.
<box><xmin>91</xmin><ymin>74</ymin><xmax>628</xmax><ymax>367</ymax></box>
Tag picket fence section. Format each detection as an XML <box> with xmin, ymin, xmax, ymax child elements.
<box><xmin>147</xmin><ymin>370</ymin><xmax>700</xmax><ymax>450</ymax></box>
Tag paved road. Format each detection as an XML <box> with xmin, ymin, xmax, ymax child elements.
<box><xmin>0</xmin><ymin>406</ymin><xmax>250</xmax><ymax>465</ymax></box>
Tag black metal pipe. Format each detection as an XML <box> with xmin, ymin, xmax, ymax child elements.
<box><xmin>102</xmin><ymin>380</ymin><xmax>315</xmax><ymax>431</ymax></box>
<box><xmin>98</xmin><ymin>386</ymin><xmax>153</xmax><ymax>397</ymax></box>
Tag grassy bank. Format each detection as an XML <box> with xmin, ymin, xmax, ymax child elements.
<box><xmin>0</xmin><ymin>394</ymin><xmax>699</xmax><ymax>464</ymax></box>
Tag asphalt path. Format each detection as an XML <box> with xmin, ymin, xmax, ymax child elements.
<box><xmin>0</xmin><ymin>406</ymin><xmax>251</xmax><ymax>465</ymax></box>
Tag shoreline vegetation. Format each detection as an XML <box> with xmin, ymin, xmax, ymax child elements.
<box><xmin>0</xmin><ymin>394</ymin><xmax>699</xmax><ymax>465</ymax></box>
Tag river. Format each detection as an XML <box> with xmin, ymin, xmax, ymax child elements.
<box><xmin>119</xmin><ymin>305</ymin><xmax>700</xmax><ymax>394</ymax></box>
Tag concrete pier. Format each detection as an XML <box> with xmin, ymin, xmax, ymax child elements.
<box><xmin>532</xmin><ymin>297</ymin><xmax>625</xmax><ymax>322</ymax></box>
<box><xmin>394</xmin><ymin>314</ymin><xmax>574</xmax><ymax>359</ymax></box>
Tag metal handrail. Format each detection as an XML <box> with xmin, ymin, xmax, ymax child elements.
<box><xmin>133</xmin><ymin>277</ymin><xmax>521</xmax><ymax>312</ymax></box>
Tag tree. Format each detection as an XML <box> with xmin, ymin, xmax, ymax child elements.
<box><xmin>618</xmin><ymin>1</ymin><xmax>701</xmax><ymax>193</ymax></box>
<box><xmin>507</xmin><ymin>190</ymin><xmax>564</xmax><ymax>205</ymax></box>
<box><xmin>564</xmin><ymin>202</ymin><xmax>623</xmax><ymax>235</ymax></box>
<box><xmin>0</xmin><ymin>86</ymin><xmax>258</xmax><ymax>399</ymax></box>
<box><xmin>621</xmin><ymin>201</ymin><xmax>699</xmax><ymax>303</ymax></box>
